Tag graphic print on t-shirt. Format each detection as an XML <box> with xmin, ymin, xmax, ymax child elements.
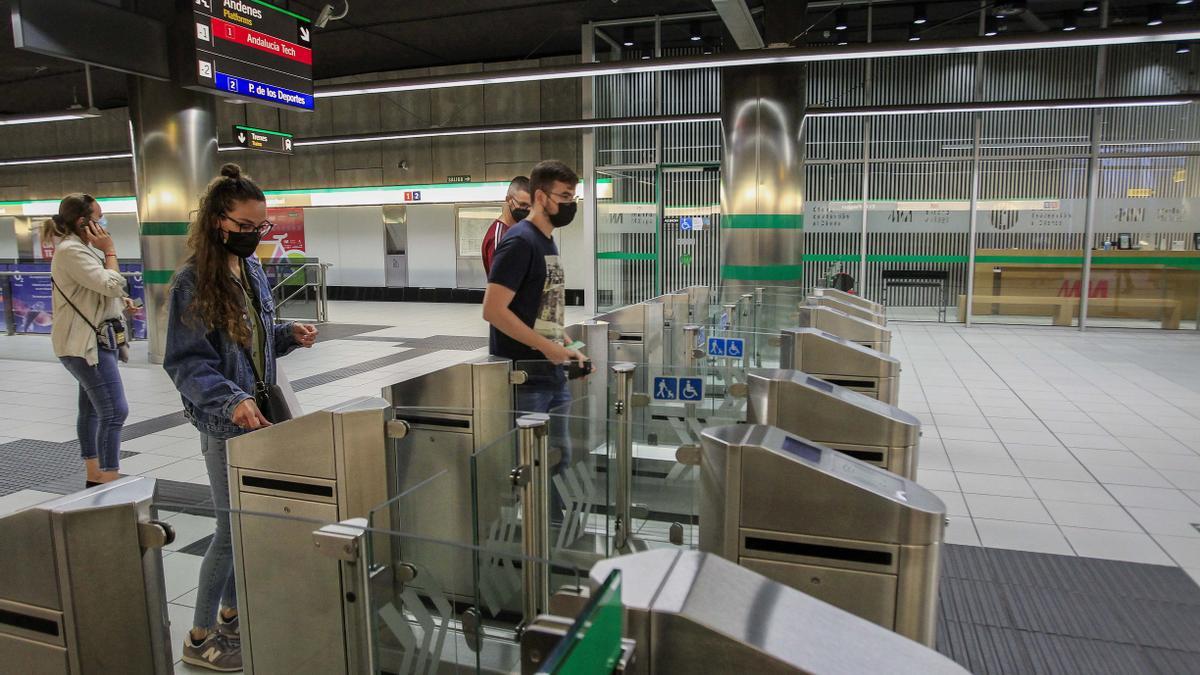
<box><xmin>534</xmin><ymin>254</ymin><xmax>565</xmax><ymax>342</ymax></box>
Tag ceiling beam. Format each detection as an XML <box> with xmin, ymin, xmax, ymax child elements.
<box><xmin>315</xmin><ymin>22</ymin><xmax>1200</xmax><ymax>98</ymax></box>
<box><xmin>712</xmin><ymin>0</ymin><xmax>765</xmax><ymax>49</ymax></box>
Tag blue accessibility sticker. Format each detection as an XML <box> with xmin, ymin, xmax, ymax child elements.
<box><xmin>726</xmin><ymin>338</ymin><xmax>745</xmax><ymax>357</ymax></box>
<box><xmin>679</xmin><ymin>377</ymin><xmax>704</xmax><ymax>402</ymax></box>
<box><xmin>708</xmin><ymin>337</ymin><xmax>726</xmax><ymax>356</ymax></box>
<box><xmin>652</xmin><ymin>377</ymin><xmax>679</xmax><ymax>401</ymax></box>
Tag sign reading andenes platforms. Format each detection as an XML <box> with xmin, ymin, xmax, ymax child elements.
<box><xmin>184</xmin><ymin>0</ymin><xmax>314</xmax><ymax>111</ymax></box>
<box><xmin>232</xmin><ymin>124</ymin><xmax>294</xmax><ymax>154</ymax></box>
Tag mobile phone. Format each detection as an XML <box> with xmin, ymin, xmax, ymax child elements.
<box><xmin>564</xmin><ymin>360</ymin><xmax>594</xmax><ymax>380</ymax></box>
<box><xmin>566</xmin><ymin>340</ymin><xmax>585</xmax><ymax>351</ymax></box>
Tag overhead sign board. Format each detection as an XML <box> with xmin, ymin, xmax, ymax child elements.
<box><xmin>232</xmin><ymin>125</ymin><xmax>294</xmax><ymax>154</ymax></box>
<box><xmin>184</xmin><ymin>0</ymin><xmax>314</xmax><ymax>111</ymax></box>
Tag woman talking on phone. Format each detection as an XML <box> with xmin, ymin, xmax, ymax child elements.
<box><xmin>164</xmin><ymin>164</ymin><xmax>317</xmax><ymax>671</ymax></box>
<box><xmin>45</xmin><ymin>193</ymin><xmax>136</xmax><ymax>487</ymax></box>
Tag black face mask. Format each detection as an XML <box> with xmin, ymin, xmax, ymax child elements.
<box><xmin>511</xmin><ymin>206</ymin><xmax>530</xmax><ymax>222</ymax></box>
<box><xmin>549</xmin><ymin>201</ymin><xmax>577</xmax><ymax>228</ymax></box>
<box><xmin>222</xmin><ymin>230</ymin><xmax>261</xmax><ymax>259</ymax></box>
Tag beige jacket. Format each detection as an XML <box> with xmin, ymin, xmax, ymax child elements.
<box><xmin>50</xmin><ymin>235</ymin><xmax>127</xmax><ymax>365</ymax></box>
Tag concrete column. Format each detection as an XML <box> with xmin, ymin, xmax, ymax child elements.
<box><xmin>128</xmin><ymin>77</ymin><xmax>218</xmax><ymax>363</ymax></box>
<box><xmin>719</xmin><ymin>63</ymin><xmax>805</xmax><ymax>307</ymax></box>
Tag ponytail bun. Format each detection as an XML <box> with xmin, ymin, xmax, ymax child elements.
<box><xmin>220</xmin><ymin>163</ymin><xmax>243</xmax><ymax>179</ymax></box>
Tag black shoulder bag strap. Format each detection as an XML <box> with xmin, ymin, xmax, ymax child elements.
<box><xmin>238</xmin><ymin>264</ymin><xmax>292</xmax><ymax>424</ymax></box>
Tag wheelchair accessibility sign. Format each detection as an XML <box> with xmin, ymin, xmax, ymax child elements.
<box><xmin>707</xmin><ymin>338</ymin><xmax>745</xmax><ymax>358</ymax></box>
<box><xmin>653</xmin><ymin>376</ymin><xmax>704</xmax><ymax>402</ymax></box>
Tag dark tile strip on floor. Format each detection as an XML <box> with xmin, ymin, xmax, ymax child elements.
<box><xmin>936</xmin><ymin>544</ymin><xmax>1200</xmax><ymax>674</ymax></box>
<box><xmin>290</xmin><ymin>347</ymin><xmax>435</xmax><ymax>390</ymax></box>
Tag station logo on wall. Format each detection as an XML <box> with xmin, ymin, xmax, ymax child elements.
<box><xmin>263</xmin><ymin>207</ymin><xmax>307</xmax><ymax>261</ymax></box>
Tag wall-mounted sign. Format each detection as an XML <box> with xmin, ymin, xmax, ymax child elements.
<box><xmin>1127</xmin><ymin>188</ymin><xmax>1154</xmax><ymax>198</ymax></box>
<box><xmin>446</xmin><ymin>175</ymin><xmax>471</xmax><ymax>183</ymax></box>
<box><xmin>185</xmin><ymin>0</ymin><xmax>314</xmax><ymax>111</ymax></box>
<box><xmin>232</xmin><ymin>124</ymin><xmax>294</xmax><ymax>154</ymax></box>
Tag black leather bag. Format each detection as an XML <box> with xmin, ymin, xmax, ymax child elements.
<box><xmin>254</xmin><ymin>380</ymin><xmax>293</xmax><ymax>424</ymax></box>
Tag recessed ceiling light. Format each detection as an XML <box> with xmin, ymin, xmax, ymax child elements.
<box><xmin>835</xmin><ymin>8</ymin><xmax>848</xmax><ymax>31</ymax></box>
<box><xmin>1148</xmin><ymin>5</ymin><xmax>1164</xmax><ymax>26</ymax></box>
<box><xmin>913</xmin><ymin>3</ymin><xmax>928</xmax><ymax>25</ymax></box>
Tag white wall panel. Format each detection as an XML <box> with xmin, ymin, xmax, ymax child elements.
<box><xmin>301</xmin><ymin>207</ymin><xmax>342</xmax><ymax>285</ymax></box>
<box><xmin>406</xmin><ymin>204</ymin><xmax>456</xmax><ymax>288</ymax></box>
<box><xmin>336</xmin><ymin>206</ymin><xmax>385</xmax><ymax>287</ymax></box>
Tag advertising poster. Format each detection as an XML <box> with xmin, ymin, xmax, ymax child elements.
<box><xmin>120</xmin><ymin>264</ymin><xmax>148</xmax><ymax>340</ymax></box>
<box><xmin>9</xmin><ymin>265</ymin><xmax>53</xmax><ymax>334</ymax></box>
<box><xmin>262</xmin><ymin>207</ymin><xmax>307</xmax><ymax>261</ymax></box>
<box><xmin>0</xmin><ymin>281</ymin><xmax>7</xmax><ymax>333</ymax></box>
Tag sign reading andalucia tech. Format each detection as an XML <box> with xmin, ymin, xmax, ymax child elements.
<box><xmin>184</xmin><ymin>0</ymin><xmax>315</xmax><ymax>111</ymax></box>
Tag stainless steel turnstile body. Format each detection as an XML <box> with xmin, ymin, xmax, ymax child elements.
<box><xmin>780</xmin><ymin>327</ymin><xmax>901</xmax><ymax>405</ymax></box>
<box><xmin>385</xmin><ymin>357</ymin><xmax>515</xmax><ymax>598</ymax></box>
<box><xmin>589</xmin><ymin>550</ymin><xmax>967</xmax><ymax>674</ymax></box>
<box><xmin>228</xmin><ymin>397</ymin><xmax>393</xmax><ymax>675</ymax></box>
<box><xmin>811</xmin><ymin>287</ymin><xmax>883</xmax><ymax>314</ymax></box>
<box><xmin>805</xmin><ymin>295</ymin><xmax>887</xmax><ymax>325</ymax></box>
<box><xmin>699</xmin><ymin>425</ymin><xmax>945</xmax><ymax>646</ymax></box>
<box><xmin>596</xmin><ymin>302</ymin><xmax>665</xmax><ymax>393</ymax></box>
<box><xmin>797</xmin><ymin>305</ymin><xmax>892</xmax><ymax>353</ymax></box>
<box><xmin>0</xmin><ymin>477</ymin><xmax>174</xmax><ymax>674</ymax></box>
<box><xmin>747</xmin><ymin>369</ymin><xmax>921</xmax><ymax>479</ymax></box>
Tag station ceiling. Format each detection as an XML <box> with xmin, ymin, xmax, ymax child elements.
<box><xmin>0</xmin><ymin>0</ymin><xmax>1191</xmax><ymax>116</ymax></box>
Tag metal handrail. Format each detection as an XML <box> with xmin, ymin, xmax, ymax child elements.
<box><xmin>262</xmin><ymin>261</ymin><xmax>331</xmax><ymax>323</ymax></box>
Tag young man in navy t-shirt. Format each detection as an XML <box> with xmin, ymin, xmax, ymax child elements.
<box><xmin>483</xmin><ymin>160</ymin><xmax>584</xmax><ymax>517</ymax></box>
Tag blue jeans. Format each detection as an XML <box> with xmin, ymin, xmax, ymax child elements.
<box><xmin>59</xmin><ymin>349</ymin><xmax>128</xmax><ymax>472</ymax></box>
<box><xmin>193</xmin><ymin>433</ymin><xmax>237</xmax><ymax>629</ymax></box>
<box><xmin>516</xmin><ymin>373</ymin><xmax>572</xmax><ymax>517</ymax></box>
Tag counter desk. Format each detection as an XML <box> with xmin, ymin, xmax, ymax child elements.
<box><xmin>958</xmin><ymin>249</ymin><xmax>1200</xmax><ymax>328</ymax></box>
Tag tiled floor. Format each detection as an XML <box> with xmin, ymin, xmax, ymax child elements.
<box><xmin>895</xmin><ymin>322</ymin><xmax>1200</xmax><ymax>585</ymax></box>
<box><xmin>2</xmin><ymin>303</ymin><xmax>1200</xmax><ymax>672</ymax></box>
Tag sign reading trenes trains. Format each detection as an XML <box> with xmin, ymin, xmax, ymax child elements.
<box><xmin>185</xmin><ymin>0</ymin><xmax>314</xmax><ymax>111</ymax></box>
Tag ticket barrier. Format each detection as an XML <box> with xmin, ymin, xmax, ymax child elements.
<box><xmin>805</xmin><ymin>294</ymin><xmax>887</xmax><ymax>326</ymax></box>
<box><xmin>699</xmin><ymin>425</ymin><xmax>945</xmax><ymax>646</ymax></box>
<box><xmin>746</xmin><ymin>369</ymin><xmax>921</xmax><ymax>479</ymax></box>
<box><xmin>384</xmin><ymin>357</ymin><xmax>518</xmax><ymax>600</ymax></box>
<box><xmin>228</xmin><ymin>397</ymin><xmax>402</xmax><ymax>675</ymax></box>
<box><xmin>780</xmin><ymin>327</ymin><xmax>901</xmax><ymax>405</ymax></box>
<box><xmin>797</xmin><ymin>305</ymin><xmax>892</xmax><ymax>353</ymax></box>
<box><xmin>520</xmin><ymin>549</ymin><xmax>967</xmax><ymax>674</ymax></box>
<box><xmin>810</xmin><ymin>287</ymin><xmax>884</xmax><ymax>314</ymax></box>
<box><xmin>0</xmin><ymin>477</ymin><xmax>175</xmax><ymax>674</ymax></box>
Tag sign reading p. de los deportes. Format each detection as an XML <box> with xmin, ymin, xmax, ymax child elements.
<box><xmin>232</xmin><ymin>125</ymin><xmax>294</xmax><ymax>154</ymax></box>
<box><xmin>184</xmin><ymin>0</ymin><xmax>314</xmax><ymax>112</ymax></box>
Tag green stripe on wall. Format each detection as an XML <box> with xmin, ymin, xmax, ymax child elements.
<box><xmin>141</xmin><ymin>222</ymin><xmax>190</xmax><ymax>236</ymax></box>
<box><xmin>143</xmin><ymin>270</ymin><xmax>175</xmax><ymax>284</ymax></box>
<box><xmin>723</xmin><ymin>214</ymin><xmax>804</xmax><ymax>229</ymax></box>
<box><xmin>597</xmin><ymin>251</ymin><xmax>657</xmax><ymax>261</ymax></box>
<box><xmin>721</xmin><ymin>264</ymin><xmax>805</xmax><ymax>280</ymax></box>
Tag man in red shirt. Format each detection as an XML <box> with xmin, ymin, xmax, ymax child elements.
<box><xmin>481</xmin><ymin>175</ymin><xmax>531</xmax><ymax>274</ymax></box>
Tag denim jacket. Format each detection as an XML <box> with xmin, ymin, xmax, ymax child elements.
<box><xmin>163</xmin><ymin>258</ymin><xmax>298</xmax><ymax>440</ymax></box>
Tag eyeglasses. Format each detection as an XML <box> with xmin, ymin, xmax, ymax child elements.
<box><xmin>222</xmin><ymin>215</ymin><xmax>274</xmax><ymax>237</ymax></box>
<box><xmin>547</xmin><ymin>190</ymin><xmax>578</xmax><ymax>203</ymax></box>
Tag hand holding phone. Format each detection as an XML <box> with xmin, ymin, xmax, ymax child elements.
<box><xmin>564</xmin><ymin>360</ymin><xmax>594</xmax><ymax>380</ymax></box>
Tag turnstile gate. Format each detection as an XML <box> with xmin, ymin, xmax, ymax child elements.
<box><xmin>810</xmin><ymin>287</ymin><xmax>883</xmax><ymax>314</ymax></box>
<box><xmin>780</xmin><ymin>327</ymin><xmax>901</xmax><ymax>405</ymax></box>
<box><xmin>805</xmin><ymin>295</ymin><xmax>887</xmax><ymax>325</ymax></box>
<box><xmin>384</xmin><ymin>357</ymin><xmax>516</xmax><ymax>600</ymax></box>
<box><xmin>699</xmin><ymin>425</ymin><xmax>945</xmax><ymax>646</ymax></box>
<box><xmin>796</xmin><ymin>306</ymin><xmax>892</xmax><ymax>353</ymax></box>
<box><xmin>228</xmin><ymin>396</ymin><xmax>399</xmax><ymax>675</ymax></box>
<box><xmin>565</xmin><ymin>550</ymin><xmax>968</xmax><ymax>674</ymax></box>
<box><xmin>0</xmin><ymin>477</ymin><xmax>175</xmax><ymax>674</ymax></box>
<box><xmin>747</xmin><ymin>369</ymin><xmax>921</xmax><ymax>479</ymax></box>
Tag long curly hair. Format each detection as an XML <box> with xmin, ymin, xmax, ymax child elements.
<box><xmin>183</xmin><ymin>163</ymin><xmax>265</xmax><ymax>346</ymax></box>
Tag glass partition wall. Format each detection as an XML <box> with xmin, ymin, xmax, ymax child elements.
<box><xmin>585</xmin><ymin>17</ymin><xmax>1199</xmax><ymax>328</ymax></box>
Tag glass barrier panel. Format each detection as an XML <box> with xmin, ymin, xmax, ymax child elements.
<box><xmin>538</xmin><ymin>570</ymin><xmax>623</xmax><ymax>675</ymax></box>
<box><xmin>366</xmin><ymin>469</ymin><xmax>479</xmax><ymax>673</ymax></box>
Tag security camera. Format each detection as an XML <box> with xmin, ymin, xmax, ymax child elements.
<box><xmin>314</xmin><ymin>1</ymin><xmax>348</xmax><ymax>28</ymax></box>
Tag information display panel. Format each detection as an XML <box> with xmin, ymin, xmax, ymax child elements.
<box><xmin>183</xmin><ymin>0</ymin><xmax>313</xmax><ymax>111</ymax></box>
